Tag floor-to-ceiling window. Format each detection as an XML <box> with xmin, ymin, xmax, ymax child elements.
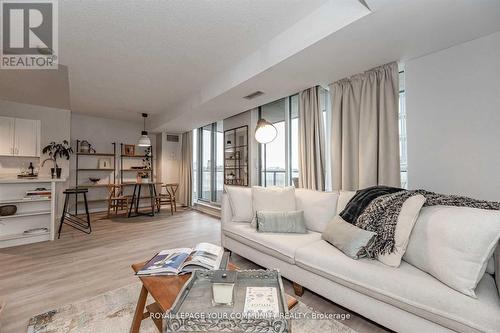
<box><xmin>259</xmin><ymin>96</ymin><xmax>299</xmax><ymax>187</ymax></box>
<box><xmin>192</xmin><ymin>129</ymin><xmax>198</xmax><ymax>200</ymax></box>
<box><xmin>196</xmin><ymin>121</ymin><xmax>224</xmax><ymax>204</ymax></box>
<box><xmin>200</xmin><ymin>124</ymin><xmax>212</xmax><ymax>201</ymax></box>
<box><xmin>215</xmin><ymin>121</ymin><xmax>224</xmax><ymax>202</ymax></box>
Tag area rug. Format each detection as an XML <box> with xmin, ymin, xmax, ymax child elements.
<box><xmin>27</xmin><ymin>282</ymin><xmax>356</xmax><ymax>333</ymax></box>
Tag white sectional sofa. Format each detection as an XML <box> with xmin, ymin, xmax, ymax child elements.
<box><xmin>221</xmin><ymin>188</ymin><xmax>500</xmax><ymax>333</ymax></box>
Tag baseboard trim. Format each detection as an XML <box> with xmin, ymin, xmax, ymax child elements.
<box><xmin>194</xmin><ymin>202</ymin><xmax>221</xmax><ymax>218</ymax></box>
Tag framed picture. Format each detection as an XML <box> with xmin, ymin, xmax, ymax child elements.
<box><xmin>98</xmin><ymin>158</ymin><xmax>112</xmax><ymax>169</ymax></box>
<box><xmin>123</xmin><ymin>144</ymin><xmax>135</xmax><ymax>156</ymax></box>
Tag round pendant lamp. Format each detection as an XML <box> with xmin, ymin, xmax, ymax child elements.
<box><xmin>254</xmin><ymin>119</ymin><xmax>277</xmax><ymax>144</ymax></box>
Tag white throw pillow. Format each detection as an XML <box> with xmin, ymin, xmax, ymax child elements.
<box><xmin>224</xmin><ymin>186</ymin><xmax>253</xmax><ymax>222</ymax></box>
<box><xmin>336</xmin><ymin>190</ymin><xmax>356</xmax><ymax>214</ymax></box>
<box><xmin>252</xmin><ymin>186</ymin><xmax>296</xmax><ymax>225</ymax></box>
<box><xmin>403</xmin><ymin>206</ymin><xmax>500</xmax><ymax>298</ymax></box>
<box><xmin>295</xmin><ymin>189</ymin><xmax>339</xmax><ymax>233</ymax></box>
<box><xmin>486</xmin><ymin>256</ymin><xmax>495</xmax><ymax>275</ymax></box>
<box><xmin>378</xmin><ymin>194</ymin><xmax>426</xmax><ymax>267</ymax></box>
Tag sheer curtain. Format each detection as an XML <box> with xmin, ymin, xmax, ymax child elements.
<box><xmin>178</xmin><ymin>131</ymin><xmax>193</xmax><ymax>206</ymax></box>
<box><xmin>330</xmin><ymin>61</ymin><xmax>400</xmax><ymax>191</ymax></box>
<box><xmin>298</xmin><ymin>86</ymin><xmax>325</xmax><ymax>190</ymax></box>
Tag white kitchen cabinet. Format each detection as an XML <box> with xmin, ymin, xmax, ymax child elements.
<box><xmin>14</xmin><ymin>118</ymin><xmax>40</xmax><ymax>157</ymax></box>
<box><xmin>0</xmin><ymin>116</ymin><xmax>15</xmax><ymax>155</ymax></box>
<box><xmin>0</xmin><ymin>116</ymin><xmax>40</xmax><ymax>157</ymax></box>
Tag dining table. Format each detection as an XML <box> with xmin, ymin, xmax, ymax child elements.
<box><xmin>127</xmin><ymin>181</ymin><xmax>162</xmax><ymax>217</ymax></box>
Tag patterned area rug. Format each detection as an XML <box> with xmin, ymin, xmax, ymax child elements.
<box><xmin>27</xmin><ymin>282</ymin><xmax>356</xmax><ymax>333</ymax></box>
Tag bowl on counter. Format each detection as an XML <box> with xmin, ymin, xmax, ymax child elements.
<box><xmin>0</xmin><ymin>205</ymin><xmax>17</xmax><ymax>216</ymax></box>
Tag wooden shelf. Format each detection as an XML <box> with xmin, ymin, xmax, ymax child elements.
<box><xmin>0</xmin><ymin>198</ymin><xmax>51</xmax><ymax>205</ymax></box>
<box><xmin>121</xmin><ymin>169</ymin><xmax>152</xmax><ymax>171</ymax></box>
<box><xmin>77</xmin><ymin>184</ymin><xmax>109</xmax><ymax>188</ymax></box>
<box><xmin>77</xmin><ymin>168</ymin><xmax>114</xmax><ymax>171</ymax></box>
<box><xmin>121</xmin><ymin>155</ymin><xmax>147</xmax><ymax>158</ymax></box>
<box><xmin>0</xmin><ymin>231</ymin><xmax>50</xmax><ymax>241</ymax></box>
<box><xmin>0</xmin><ymin>210</ymin><xmax>51</xmax><ymax>220</ymax></box>
<box><xmin>77</xmin><ymin>152</ymin><xmax>115</xmax><ymax>156</ymax></box>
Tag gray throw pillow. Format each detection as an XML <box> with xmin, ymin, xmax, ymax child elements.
<box><xmin>322</xmin><ymin>215</ymin><xmax>377</xmax><ymax>259</ymax></box>
<box><xmin>256</xmin><ymin>210</ymin><xmax>307</xmax><ymax>234</ymax></box>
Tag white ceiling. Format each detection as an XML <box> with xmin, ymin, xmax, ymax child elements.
<box><xmin>4</xmin><ymin>0</ymin><xmax>500</xmax><ymax>133</ymax></box>
<box><xmin>58</xmin><ymin>0</ymin><xmax>330</xmax><ymax>121</ymax></box>
<box><xmin>154</xmin><ymin>0</ymin><xmax>500</xmax><ymax>132</ymax></box>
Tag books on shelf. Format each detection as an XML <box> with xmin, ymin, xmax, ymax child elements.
<box><xmin>24</xmin><ymin>188</ymin><xmax>52</xmax><ymax>200</ymax></box>
<box><xmin>136</xmin><ymin>242</ymin><xmax>223</xmax><ymax>276</ymax></box>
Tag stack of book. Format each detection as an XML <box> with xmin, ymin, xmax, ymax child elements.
<box><xmin>24</xmin><ymin>188</ymin><xmax>51</xmax><ymax>200</ymax></box>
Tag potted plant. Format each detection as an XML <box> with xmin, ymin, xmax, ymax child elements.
<box><xmin>41</xmin><ymin>140</ymin><xmax>73</xmax><ymax>178</ymax></box>
<box><xmin>138</xmin><ymin>147</ymin><xmax>152</xmax><ymax>183</ymax></box>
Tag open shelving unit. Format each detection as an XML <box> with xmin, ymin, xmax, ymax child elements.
<box><xmin>224</xmin><ymin>125</ymin><xmax>249</xmax><ymax>186</ymax></box>
<box><xmin>0</xmin><ymin>179</ymin><xmax>57</xmax><ymax>248</ymax></box>
<box><xmin>119</xmin><ymin>143</ymin><xmax>154</xmax><ymax>184</ymax></box>
<box><xmin>74</xmin><ymin>141</ymin><xmax>116</xmax><ymax>213</ymax></box>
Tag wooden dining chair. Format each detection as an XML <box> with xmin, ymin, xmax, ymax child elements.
<box><xmin>155</xmin><ymin>183</ymin><xmax>178</xmax><ymax>215</ymax></box>
<box><xmin>106</xmin><ymin>184</ymin><xmax>130</xmax><ymax>218</ymax></box>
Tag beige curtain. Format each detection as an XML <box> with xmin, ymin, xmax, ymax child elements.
<box><xmin>178</xmin><ymin>131</ymin><xmax>193</xmax><ymax>206</ymax></box>
<box><xmin>330</xmin><ymin>61</ymin><xmax>400</xmax><ymax>191</ymax></box>
<box><xmin>298</xmin><ymin>86</ymin><xmax>325</xmax><ymax>190</ymax></box>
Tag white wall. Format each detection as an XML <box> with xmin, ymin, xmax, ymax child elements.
<box><xmin>160</xmin><ymin>132</ymin><xmax>181</xmax><ymax>184</ymax></box>
<box><xmin>70</xmin><ymin>113</ymin><xmax>157</xmax><ymax>211</ymax></box>
<box><xmin>406</xmin><ymin>31</ymin><xmax>500</xmax><ymax>201</ymax></box>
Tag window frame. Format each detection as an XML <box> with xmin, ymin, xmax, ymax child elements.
<box><xmin>196</xmin><ymin>122</ymin><xmax>223</xmax><ymax>204</ymax></box>
<box><xmin>258</xmin><ymin>95</ymin><xmax>298</xmax><ymax>187</ymax></box>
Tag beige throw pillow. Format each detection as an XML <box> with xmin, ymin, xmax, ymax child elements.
<box><xmin>404</xmin><ymin>206</ymin><xmax>500</xmax><ymax>298</ymax></box>
<box><xmin>378</xmin><ymin>194</ymin><xmax>426</xmax><ymax>267</ymax></box>
<box><xmin>251</xmin><ymin>186</ymin><xmax>296</xmax><ymax>227</ymax></box>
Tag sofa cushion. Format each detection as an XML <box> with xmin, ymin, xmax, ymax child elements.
<box><xmin>336</xmin><ymin>190</ymin><xmax>356</xmax><ymax>214</ymax></box>
<box><xmin>223</xmin><ymin>222</ymin><xmax>320</xmax><ymax>264</ymax></box>
<box><xmin>295</xmin><ymin>240</ymin><xmax>500</xmax><ymax>333</ymax></box>
<box><xmin>295</xmin><ymin>189</ymin><xmax>339</xmax><ymax>232</ymax></box>
<box><xmin>404</xmin><ymin>206</ymin><xmax>500</xmax><ymax>298</ymax></box>
<box><xmin>252</xmin><ymin>186</ymin><xmax>296</xmax><ymax>225</ymax></box>
<box><xmin>225</xmin><ymin>186</ymin><xmax>253</xmax><ymax>222</ymax></box>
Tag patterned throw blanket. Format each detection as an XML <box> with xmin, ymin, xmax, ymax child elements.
<box><xmin>355</xmin><ymin>189</ymin><xmax>500</xmax><ymax>258</ymax></box>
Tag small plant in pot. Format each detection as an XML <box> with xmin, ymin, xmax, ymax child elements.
<box><xmin>41</xmin><ymin>140</ymin><xmax>73</xmax><ymax>178</ymax></box>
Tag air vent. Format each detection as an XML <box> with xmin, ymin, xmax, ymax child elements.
<box><xmin>243</xmin><ymin>91</ymin><xmax>264</xmax><ymax>100</ymax></box>
<box><xmin>166</xmin><ymin>135</ymin><xmax>179</xmax><ymax>142</ymax></box>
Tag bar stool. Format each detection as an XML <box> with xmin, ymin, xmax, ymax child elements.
<box><xmin>58</xmin><ymin>188</ymin><xmax>91</xmax><ymax>239</ymax></box>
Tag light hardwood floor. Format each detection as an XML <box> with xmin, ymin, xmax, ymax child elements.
<box><xmin>0</xmin><ymin>209</ymin><xmax>390</xmax><ymax>333</ymax></box>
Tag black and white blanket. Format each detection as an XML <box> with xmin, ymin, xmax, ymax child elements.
<box><xmin>350</xmin><ymin>189</ymin><xmax>500</xmax><ymax>258</ymax></box>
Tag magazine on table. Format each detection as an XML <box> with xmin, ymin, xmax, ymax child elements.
<box><xmin>136</xmin><ymin>242</ymin><xmax>224</xmax><ymax>276</ymax></box>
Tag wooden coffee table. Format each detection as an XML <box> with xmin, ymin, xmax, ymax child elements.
<box><xmin>130</xmin><ymin>261</ymin><xmax>298</xmax><ymax>333</ymax></box>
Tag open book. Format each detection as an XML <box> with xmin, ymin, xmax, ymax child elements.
<box><xmin>136</xmin><ymin>242</ymin><xmax>224</xmax><ymax>276</ymax></box>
